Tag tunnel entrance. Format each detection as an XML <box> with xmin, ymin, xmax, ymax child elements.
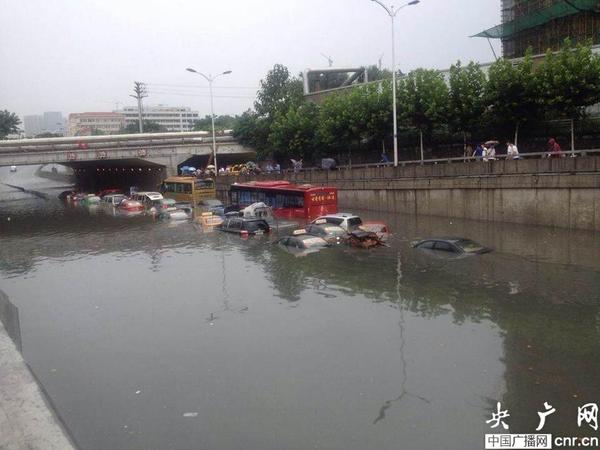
<box><xmin>70</xmin><ymin>159</ymin><xmax>165</xmax><ymax>192</ymax></box>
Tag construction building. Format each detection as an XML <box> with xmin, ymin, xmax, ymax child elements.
<box><xmin>475</xmin><ymin>0</ymin><xmax>600</xmax><ymax>59</ymax></box>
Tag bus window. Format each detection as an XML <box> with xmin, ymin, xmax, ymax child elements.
<box><xmin>183</xmin><ymin>184</ymin><xmax>192</xmax><ymax>194</ymax></box>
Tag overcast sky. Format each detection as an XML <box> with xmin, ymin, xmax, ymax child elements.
<box><xmin>0</xmin><ymin>0</ymin><xmax>501</xmax><ymax>121</ymax></box>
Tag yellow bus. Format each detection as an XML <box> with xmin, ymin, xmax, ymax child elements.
<box><xmin>161</xmin><ymin>177</ymin><xmax>216</xmax><ymax>204</ymax></box>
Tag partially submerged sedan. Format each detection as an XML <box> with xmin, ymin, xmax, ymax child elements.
<box><xmin>219</xmin><ymin>217</ymin><xmax>271</xmax><ymax>236</ymax></box>
<box><xmin>277</xmin><ymin>230</ymin><xmax>330</xmax><ymax>255</ymax></box>
<box><xmin>305</xmin><ymin>221</ymin><xmax>348</xmax><ymax>245</ymax></box>
<box><xmin>412</xmin><ymin>238</ymin><xmax>492</xmax><ymax>258</ymax></box>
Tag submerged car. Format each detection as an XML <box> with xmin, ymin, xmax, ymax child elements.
<box><xmin>359</xmin><ymin>221</ymin><xmax>390</xmax><ymax>241</ymax></box>
<box><xmin>117</xmin><ymin>199</ymin><xmax>144</xmax><ymax>213</ymax></box>
<box><xmin>10</xmin><ymin>165</ymin><xmax>17</xmax><ymax>172</ymax></box>
<box><xmin>311</xmin><ymin>213</ymin><xmax>362</xmax><ymax>232</ymax></box>
<box><xmin>101</xmin><ymin>194</ymin><xmax>127</xmax><ymax>207</ymax></box>
<box><xmin>305</xmin><ymin>221</ymin><xmax>348</xmax><ymax>244</ymax></box>
<box><xmin>347</xmin><ymin>230</ymin><xmax>386</xmax><ymax>249</ymax></box>
<box><xmin>151</xmin><ymin>198</ymin><xmax>178</xmax><ymax>213</ymax></box>
<box><xmin>277</xmin><ymin>230</ymin><xmax>330</xmax><ymax>255</ymax></box>
<box><xmin>412</xmin><ymin>238</ymin><xmax>492</xmax><ymax>256</ymax></box>
<box><xmin>198</xmin><ymin>198</ymin><xmax>225</xmax><ymax>216</ymax></box>
<box><xmin>219</xmin><ymin>217</ymin><xmax>270</xmax><ymax>236</ymax></box>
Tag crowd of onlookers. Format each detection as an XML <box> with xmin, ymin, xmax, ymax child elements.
<box><xmin>463</xmin><ymin>138</ymin><xmax>565</xmax><ymax>161</ymax></box>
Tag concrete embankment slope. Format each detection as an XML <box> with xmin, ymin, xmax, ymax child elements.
<box><xmin>0</xmin><ymin>292</ymin><xmax>74</xmax><ymax>450</ymax></box>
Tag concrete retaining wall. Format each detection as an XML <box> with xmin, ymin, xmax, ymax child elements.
<box><xmin>216</xmin><ymin>156</ymin><xmax>600</xmax><ymax>231</ymax></box>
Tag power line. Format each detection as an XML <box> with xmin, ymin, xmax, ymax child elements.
<box><xmin>146</xmin><ymin>90</ymin><xmax>256</xmax><ymax>99</ymax></box>
<box><xmin>145</xmin><ymin>82</ymin><xmax>259</xmax><ymax>90</ymax></box>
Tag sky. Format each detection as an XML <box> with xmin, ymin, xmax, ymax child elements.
<box><xmin>0</xmin><ymin>0</ymin><xmax>501</xmax><ymax>121</ymax></box>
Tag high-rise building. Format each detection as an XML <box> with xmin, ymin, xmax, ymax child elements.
<box><xmin>68</xmin><ymin>112</ymin><xmax>125</xmax><ymax>136</ymax></box>
<box><xmin>23</xmin><ymin>115</ymin><xmax>44</xmax><ymax>137</ymax></box>
<box><xmin>23</xmin><ymin>111</ymin><xmax>65</xmax><ymax>137</ymax></box>
<box><xmin>43</xmin><ymin>111</ymin><xmax>64</xmax><ymax>134</ymax></box>
<box><xmin>119</xmin><ymin>105</ymin><xmax>200</xmax><ymax>132</ymax></box>
<box><xmin>475</xmin><ymin>0</ymin><xmax>600</xmax><ymax>59</ymax></box>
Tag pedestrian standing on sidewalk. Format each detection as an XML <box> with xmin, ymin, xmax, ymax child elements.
<box><xmin>507</xmin><ymin>141</ymin><xmax>520</xmax><ymax>159</ymax></box>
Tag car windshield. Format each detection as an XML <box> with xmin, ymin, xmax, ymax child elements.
<box><xmin>455</xmin><ymin>239</ymin><xmax>485</xmax><ymax>253</ymax></box>
<box><xmin>163</xmin><ymin>199</ymin><xmax>176</xmax><ymax>205</ymax></box>
<box><xmin>204</xmin><ymin>200</ymin><xmax>223</xmax><ymax>207</ymax></box>
<box><xmin>323</xmin><ymin>226</ymin><xmax>346</xmax><ymax>236</ymax></box>
<box><xmin>347</xmin><ymin>217</ymin><xmax>363</xmax><ymax>228</ymax></box>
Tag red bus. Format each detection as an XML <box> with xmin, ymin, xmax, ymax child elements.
<box><xmin>229</xmin><ymin>181</ymin><xmax>337</xmax><ymax>219</ymax></box>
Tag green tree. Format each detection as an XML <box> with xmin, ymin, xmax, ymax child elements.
<box><xmin>0</xmin><ymin>110</ymin><xmax>21</xmax><ymax>139</ymax></box>
<box><xmin>485</xmin><ymin>51</ymin><xmax>541</xmax><ymax>145</ymax></box>
<box><xmin>193</xmin><ymin>114</ymin><xmax>239</xmax><ymax>132</ymax></box>
<box><xmin>536</xmin><ymin>39</ymin><xmax>600</xmax><ymax>152</ymax></box>
<box><xmin>232</xmin><ymin>110</ymin><xmax>271</xmax><ymax>159</ymax></box>
<box><xmin>120</xmin><ymin>121</ymin><xmax>165</xmax><ymax>134</ymax></box>
<box><xmin>366</xmin><ymin>65</ymin><xmax>393</xmax><ymax>82</ymax></box>
<box><xmin>254</xmin><ymin>64</ymin><xmax>303</xmax><ymax>119</ymax></box>
<box><xmin>397</xmin><ymin>69</ymin><xmax>449</xmax><ymax>160</ymax></box>
<box><xmin>269</xmin><ymin>102</ymin><xmax>321</xmax><ymax>161</ymax></box>
<box><xmin>318</xmin><ymin>83</ymin><xmax>392</xmax><ymax>163</ymax></box>
<box><xmin>448</xmin><ymin>61</ymin><xmax>487</xmax><ymax>153</ymax></box>
<box><xmin>35</xmin><ymin>132</ymin><xmax>62</xmax><ymax>138</ymax></box>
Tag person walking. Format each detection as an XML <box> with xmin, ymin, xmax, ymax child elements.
<box><xmin>547</xmin><ymin>138</ymin><xmax>563</xmax><ymax>158</ymax></box>
<box><xmin>506</xmin><ymin>141</ymin><xmax>520</xmax><ymax>159</ymax></box>
<box><xmin>473</xmin><ymin>143</ymin><xmax>484</xmax><ymax>160</ymax></box>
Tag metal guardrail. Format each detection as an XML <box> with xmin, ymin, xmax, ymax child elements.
<box><xmin>285</xmin><ymin>149</ymin><xmax>600</xmax><ymax>174</ymax></box>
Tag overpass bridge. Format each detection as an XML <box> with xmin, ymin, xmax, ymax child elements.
<box><xmin>0</xmin><ymin>132</ymin><xmax>255</xmax><ymax>178</ymax></box>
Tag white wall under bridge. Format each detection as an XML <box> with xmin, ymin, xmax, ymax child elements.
<box><xmin>0</xmin><ymin>132</ymin><xmax>256</xmax><ymax>177</ymax></box>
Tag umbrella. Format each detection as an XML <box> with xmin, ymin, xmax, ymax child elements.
<box><xmin>485</xmin><ymin>140</ymin><xmax>499</xmax><ymax>146</ymax></box>
<box><xmin>206</xmin><ymin>165</ymin><xmax>215</xmax><ymax>169</ymax></box>
<box><xmin>187</xmin><ymin>167</ymin><xmax>196</xmax><ymax>171</ymax></box>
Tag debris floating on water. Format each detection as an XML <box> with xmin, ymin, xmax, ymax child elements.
<box><xmin>183</xmin><ymin>412</ymin><xmax>198</xmax><ymax>418</ymax></box>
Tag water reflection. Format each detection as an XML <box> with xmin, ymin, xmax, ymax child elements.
<box><xmin>1</xmin><ymin>197</ymin><xmax>599</xmax><ymax>449</ymax></box>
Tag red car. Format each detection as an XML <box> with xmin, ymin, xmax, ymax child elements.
<box><xmin>359</xmin><ymin>221</ymin><xmax>390</xmax><ymax>242</ymax></box>
<box><xmin>118</xmin><ymin>199</ymin><xmax>144</xmax><ymax>213</ymax></box>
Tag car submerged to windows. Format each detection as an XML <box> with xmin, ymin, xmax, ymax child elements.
<box><xmin>411</xmin><ymin>238</ymin><xmax>492</xmax><ymax>258</ymax></box>
<box><xmin>311</xmin><ymin>213</ymin><xmax>362</xmax><ymax>232</ymax></box>
<box><xmin>305</xmin><ymin>221</ymin><xmax>348</xmax><ymax>244</ymax></box>
<box><xmin>219</xmin><ymin>217</ymin><xmax>271</xmax><ymax>236</ymax></box>
<box><xmin>277</xmin><ymin>230</ymin><xmax>330</xmax><ymax>255</ymax></box>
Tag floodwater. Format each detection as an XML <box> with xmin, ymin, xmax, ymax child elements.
<box><xmin>1</xmin><ymin>166</ymin><xmax>600</xmax><ymax>450</ymax></box>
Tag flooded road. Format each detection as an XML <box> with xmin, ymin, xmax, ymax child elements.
<box><xmin>1</xmin><ymin>167</ymin><xmax>599</xmax><ymax>450</ymax></box>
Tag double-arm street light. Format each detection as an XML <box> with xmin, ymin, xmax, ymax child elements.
<box><xmin>185</xmin><ymin>67</ymin><xmax>232</xmax><ymax>174</ymax></box>
<box><xmin>370</xmin><ymin>0</ymin><xmax>420</xmax><ymax>167</ymax></box>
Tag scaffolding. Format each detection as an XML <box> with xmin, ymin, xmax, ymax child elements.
<box><xmin>474</xmin><ymin>0</ymin><xmax>600</xmax><ymax>58</ymax></box>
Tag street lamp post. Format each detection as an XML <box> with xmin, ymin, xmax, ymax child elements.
<box><xmin>185</xmin><ymin>68</ymin><xmax>232</xmax><ymax>174</ymax></box>
<box><xmin>370</xmin><ymin>0</ymin><xmax>420</xmax><ymax>167</ymax></box>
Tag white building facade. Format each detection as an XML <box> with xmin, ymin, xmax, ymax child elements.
<box><xmin>67</xmin><ymin>112</ymin><xmax>125</xmax><ymax>136</ymax></box>
<box><xmin>119</xmin><ymin>105</ymin><xmax>200</xmax><ymax>132</ymax></box>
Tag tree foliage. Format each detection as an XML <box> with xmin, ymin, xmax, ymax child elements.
<box><xmin>269</xmin><ymin>102</ymin><xmax>321</xmax><ymax>160</ymax></box>
<box><xmin>193</xmin><ymin>114</ymin><xmax>239</xmax><ymax>132</ymax></box>
<box><xmin>536</xmin><ymin>39</ymin><xmax>600</xmax><ymax>120</ymax></box>
<box><xmin>397</xmin><ymin>69</ymin><xmax>448</xmax><ymax>133</ymax></box>
<box><xmin>254</xmin><ymin>64</ymin><xmax>303</xmax><ymax>119</ymax></box>
<box><xmin>448</xmin><ymin>61</ymin><xmax>487</xmax><ymax>137</ymax></box>
<box><xmin>0</xmin><ymin>110</ymin><xmax>21</xmax><ymax>139</ymax></box>
<box><xmin>485</xmin><ymin>51</ymin><xmax>541</xmax><ymax>136</ymax></box>
<box><xmin>120</xmin><ymin>121</ymin><xmax>165</xmax><ymax>134</ymax></box>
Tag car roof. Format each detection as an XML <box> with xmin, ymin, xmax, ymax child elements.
<box><xmin>317</xmin><ymin>213</ymin><xmax>359</xmax><ymax>220</ymax></box>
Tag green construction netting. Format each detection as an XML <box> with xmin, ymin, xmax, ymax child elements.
<box><xmin>472</xmin><ymin>0</ymin><xmax>600</xmax><ymax>39</ymax></box>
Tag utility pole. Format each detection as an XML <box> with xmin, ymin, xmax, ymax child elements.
<box><xmin>130</xmin><ymin>82</ymin><xmax>147</xmax><ymax>133</ymax></box>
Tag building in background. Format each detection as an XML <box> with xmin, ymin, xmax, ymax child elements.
<box><xmin>23</xmin><ymin>111</ymin><xmax>66</xmax><ymax>137</ymax></box>
<box><xmin>68</xmin><ymin>112</ymin><xmax>125</xmax><ymax>136</ymax></box>
<box><xmin>23</xmin><ymin>115</ymin><xmax>44</xmax><ymax>137</ymax></box>
<box><xmin>118</xmin><ymin>105</ymin><xmax>199</xmax><ymax>132</ymax></box>
<box><xmin>474</xmin><ymin>0</ymin><xmax>600</xmax><ymax>59</ymax></box>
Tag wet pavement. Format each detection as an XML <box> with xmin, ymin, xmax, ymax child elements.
<box><xmin>1</xmin><ymin>166</ymin><xmax>599</xmax><ymax>450</ymax></box>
